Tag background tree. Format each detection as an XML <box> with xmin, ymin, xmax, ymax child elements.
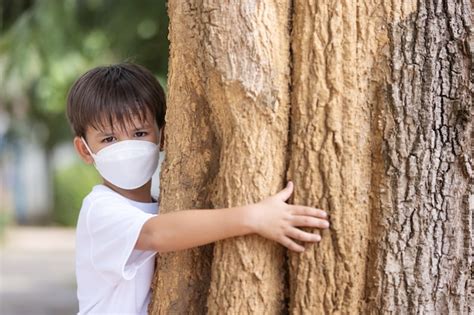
<box><xmin>150</xmin><ymin>1</ymin><xmax>472</xmax><ymax>314</ymax></box>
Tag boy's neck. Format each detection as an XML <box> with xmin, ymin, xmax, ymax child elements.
<box><xmin>103</xmin><ymin>180</ymin><xmax>154</xmax><ymax>203</ymax></box>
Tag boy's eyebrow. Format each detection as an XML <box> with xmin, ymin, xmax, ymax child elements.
<box><xmin>132</xmin><ymin>123</ymin><xmax>152</xmax><ymax>130</ymax></box>
<box><xmin>96</xmin><ymin>131</ymin><xmax>114</xmax><ymax>136</ymax></box>
<box><xmin>92</xmin><ymin>121</ymin><xmax>153</xmax><ymax>136</ymax></box>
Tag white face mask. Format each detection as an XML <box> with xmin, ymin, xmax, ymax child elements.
<box><xmin>81</xmin><ymin>137</ymin><xmax>160</xmax><ymax>190</ymax></box>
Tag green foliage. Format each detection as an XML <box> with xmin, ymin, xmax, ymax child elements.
<box><xmin>53</xmin><ymin>162</ymin><xmax>101</xmax><ymax>226</ymax></box>
<box><xmin>0</xmin><ymin>211</ymin><xmax>12</xmax><ymax>241</ymax></box>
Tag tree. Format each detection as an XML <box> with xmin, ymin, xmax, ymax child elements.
<box><xmin>150</xmin><ymin>1</ymin><xmax>472</xmax><ymax>314</ymax></box>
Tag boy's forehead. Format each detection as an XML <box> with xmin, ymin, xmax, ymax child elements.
<box><xmin>87</xmin><ymin>112</ymin><xmax>155</xmax><ymax>134</ymax></box>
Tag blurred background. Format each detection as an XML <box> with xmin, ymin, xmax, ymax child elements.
<box><xmin>0</xmin><ymin>0</ymin><xmax>168</xmax><ymax>313</ymax></box>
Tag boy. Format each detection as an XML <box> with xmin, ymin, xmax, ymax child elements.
<box><xmin>67</xmin><ymin>63</ymin><xmax>330</xmax><ymax>314</ymax></box>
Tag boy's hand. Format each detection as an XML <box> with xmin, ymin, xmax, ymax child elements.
<box><xmin>245</xmin><ymin>181</ymin><xmax>330</xmax><ymax>252</ymax></box>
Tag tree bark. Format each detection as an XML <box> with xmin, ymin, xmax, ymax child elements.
<box><xmin>150</xmin><ymin>1</ymin><xmax>472</xmax><ymax>314</ymax></box>
<box><xmin>286</xmin><ymin>0</ymin><xmax>378</xmax><ymax>313</ymax></box>
<box><xmin>149</xmin><ymin>1</ymin><xmax>292</xmax><ymax>314</ymax></box>
<box><xmin>202</xmin><ymin>1</ymin><xmax>292</xmax><ymax>314</ymax></box>
<box><xmin>148</xmin><ymin>1</ymin><xmax>218</xmax><ymax>313</ymax></box>
<box><xmin>365</xmin><ymin>1</ymin><xmax>473</xmax><ymax>313</ymax></box>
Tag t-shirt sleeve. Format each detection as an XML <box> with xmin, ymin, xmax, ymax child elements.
<box><xmin>85</xmin><ymin>196</ymin><xmax>157</xmax><ymax>284</ymax></box>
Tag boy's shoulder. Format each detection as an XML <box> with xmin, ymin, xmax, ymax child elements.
<box><xmin>86</xmin><ymin>184</ymin><xmax>121</xmax><ymax>199</ymax></box>
<box><xmin>81</xmin><ymin>184</ymin><xmax>157</xmax><ymax>214</ymax></box>
<box><xmin>81</xmin><ymin>185</ymin><xmax>127</xmax><ymax>210</ymax></box>
<box><xmin>78</xmin><ymin>185</ymin><xmax>142</xmax><ymax>226</ymax></box>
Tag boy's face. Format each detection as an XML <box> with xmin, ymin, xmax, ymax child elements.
<box><xmin>74</xmin><ymin>110</ymin><xmax>163</xmax><ymax>165</ymax></box>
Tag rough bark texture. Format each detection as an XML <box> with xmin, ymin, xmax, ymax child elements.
<box><xmin>365</xmin><ymin>1</ymin><xmax>473</xmax><ymax>313</ymax></box>
<box><xmin>203</xmin><ymin>1</ymin><xmax>291</xmax><ymax>314</ymax></box>
<box><xmin>148</xmin><ymin>1</ymin><xmax>218</xmax><ymax>313</ymax></box>
<box><xmin>150</xmin><ymin>1</ymin><xmax>292</xmax><ymax>314</ymax></box>
<box><xmin>150</xmin><ymin>0</ymin><xmax>472</xmax><ymax>314</ymax></box>
<box><xmin>286</xmin><ymin>0</ymin><xmax>381</xmax><ymax>313</ymax></box>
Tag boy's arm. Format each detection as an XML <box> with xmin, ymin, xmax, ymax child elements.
<box><xmin>136</xmin><ymin>182</ymin><xmax>330</xmax><ymax>253</ymax></box>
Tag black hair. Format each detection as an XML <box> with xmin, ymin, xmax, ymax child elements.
<box><xmin>66</xmin><ymin>63</ymin><xmax>166</xmax><ymax>138</ymax></box>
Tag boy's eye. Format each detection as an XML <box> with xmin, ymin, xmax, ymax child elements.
<box><xmin>135</xmin><ymin>131</ymin><xmax>147</xmax><ymax>137</ymax></box>
<box><xmin>102</xmin><ymin>136</ymin><xmax>116</xmax><ymax>143</ymax></box>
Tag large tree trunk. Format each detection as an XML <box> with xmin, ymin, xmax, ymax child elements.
<box><xmin>147</xmin><ymin>1</ymin><xmax>217</xmax><ymax>312</ymax></box>
<box><xmin>365</xmin><ymin>1</ymin><xmax>472</xmax><ymax>313</ymax></box>
<box><xmin>286</xmin><ymin>0</ymin><xmax>376</xmax><ymax>312</ymax></box>
<box><xmin>202</xmin><ymin>2</ymin><xmax>291</xmax><ymax>314</ymax></box>
<box><xmin>150</xmin><ymin>1</ymin><xmax>472</xmax><ymax>314</ymax></box>
<box><xmin>149</xmin><ymin>1</ymin><xmax>292</xmax><ymax>313</ymax></box>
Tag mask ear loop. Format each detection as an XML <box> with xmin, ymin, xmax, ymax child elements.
<box><xmin>81</xmin><ymin>137</ymin><xmax>96</xmax><ymax>157</ymax></box>
<box><xmin>157</xmin><ymin>129</ymin><xmax>162</xmax><ymax>151</ymax></box>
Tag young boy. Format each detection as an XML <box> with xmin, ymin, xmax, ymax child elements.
<box><xmin>67</xmin><ymin>63</ymin><xmax>330</xmax><ymax>314</ymax></box>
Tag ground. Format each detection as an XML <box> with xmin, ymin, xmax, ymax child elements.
<box><xmin>0</xmin><ymin>226</ymin><xmax>77</xmax><ymax>315</ymax></box>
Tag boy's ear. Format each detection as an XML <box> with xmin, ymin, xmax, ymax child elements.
<box><xmin>73</xmin><ymin>136</ymin><xmax>94</xmax><ymax>165</ymax></box>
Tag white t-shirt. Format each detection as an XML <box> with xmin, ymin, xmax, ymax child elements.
<box><xmin>75</xmin><ymin>185</ymin><xmax>159</xmax><ymax>314</ymax></box>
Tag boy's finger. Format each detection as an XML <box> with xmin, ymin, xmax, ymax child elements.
<box><xmin>275</xmin><ymin>181</ymin><xmax>294</xmax><ymax>201</ymax></box>
<box><xmin>280</xmin><ymin>236</ymin><xmax>305</xmax><ymax>252</ymax></box>
<box><xmin>290</xmin><ymin>205</ymin><xmax>328</xmax><ymax>218</ymax></box>
<box><xmin>286</xmin><ymin>227</ymin><xmax>321</xmax><ymax>242</ymax></box>
<box><xmin>291</xmin><ymin>216</ymin><xmax>330</xmax><ymax>229</ymax></box>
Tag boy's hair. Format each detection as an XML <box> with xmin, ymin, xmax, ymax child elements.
<box><xmin>66</xmin><ymin>63</ymin><xmax>166</xmax><ymax>138</ymax></box>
